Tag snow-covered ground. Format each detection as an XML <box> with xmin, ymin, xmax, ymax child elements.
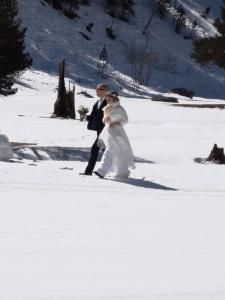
<box><xmin>0</xmin><ymin>70</ymin><xmax>225</xmax><ymax>299</ymax></box>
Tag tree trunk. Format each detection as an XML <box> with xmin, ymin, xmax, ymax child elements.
<box><xmin>206</xmin><ymin>144</ymin><xmax>225</xmax><ymax>164</ymax></box>
<box><xmin>52</xmin><ymin>60</ymin><xmax>75</xmax><ymax>119</ymax></box>
<box><xmin>67</xmin><ymin>84</ymin><xmax>76</xmax><ymax>119</ymax></box>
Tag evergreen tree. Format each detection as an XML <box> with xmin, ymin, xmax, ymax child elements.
<box><xmin>61</xmin><ymin>0</ymin><xmax>89</xmax><ymax>9</ymax></box>
<box><xmin>174</xmin><ymin>5</ymin><xmax>186</xmax><ymax>34</ymax></box>
<box><xmin>172</xmin><ymin>0</ymin><xmax>177</xmax><ymax>24</ymax></box>
<box><xmin>193</xmin><ymin>0</ymin><xmax>225</xmax><ymax>68</ymax></box>
<box><xmin>157</xmin><ymin>0</ymin><xmax>171</xmax><ymax>19</ymax></box>
<box><xmin>44</xmin><ymin>0</ymin><xmax>89</xmax><ymax>18</ymax></box>
<box><xmin>44</xmin><ymin>0</ymin><xmax>63</xmax><ymax>10</ymax></box>
<box><xmin>97</xmin><ymin>45</ymin><xmax>108</xmax><ymax>78</ymax></box>
<box><xmin>184</xmin><ymin>19</ymin><xmax>198</xmax><ymax>39</ymax></box>
<box><xmin>190</xmin><ymin>19</ymin><xmax>198</xmax><ymax>37</ymax></box>
<box><xmin>120</xmin><ymin>0</ymin><xmax>135</xmax><ymax>21</ymax></box>
<box><xmin>104</xmin><ymin>0</ymin><xmax>134</xmax><ymax>21</ymax></box>
<box><xmin>201</xmin><ymin>7</ymin><xmax>211</xmax><ymax>19</ymax></box>
<box><xmin>0</xmin><ymin>0</ymin><xmax>32</xmax><ymax>95</ymax></box>
<box><xmin>104</xmin><ymin>0</ymin><xmax>119</xmax><ymax>18</ymax></box>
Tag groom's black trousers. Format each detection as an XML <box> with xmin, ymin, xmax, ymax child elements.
<box><xmin>85</xmin><ymin>135</ymin><xmax>101</xmax><ymax>175</ymax></box>
<box><xmin>84</xmin><ymin>98</ymin><xmax>107</xmax><ymax>175</ymax></box>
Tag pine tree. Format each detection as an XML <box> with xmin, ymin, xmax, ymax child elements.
<box><xmin>190</xmin><ymin>19</ymin><xmax>198</xmax><ymax>38</ymax></box>
<box><xmin>104</xmin><ymin>0</ymin><xmax>119</xmax><ymax>18</ymax></box>
<box><xmin>174</xmin><ymin>5</ymin><xmax>186</xmax><ymax>34</ymax></box>
<box><xmin>44</xmin><ymin>0</ymin><xmax>89</xmax><ymax>18</ymax></box>
<box><xmin>97</xmin><ymin>45</ymin><xmax>108</xmax><ymax>78</ymax></box>
<box><xmin>201</xmin><ymin>7</ymin><xmax>211</xmax><ymax>19</ymax></box>
<box><xmin>44</xmin><ymin>0</ymin><xmax>63</xmax><ymax>10</ymax></box>
<box><xmin>157</xmin><ymin>0</ymin><xmax>171</xmax><ymax>19</ymax></box>
<box><xmin>0</xmin><ymin>0</ymin><xmax>32</xmax><ymax>95</ymax></box>
<box><xmin>172</xmin><ymin>0</ymin><xmax>177</xmax><ymax>24</ymax></box>
<box><xmin>120</xmin><ymin>0</ymin><xmax>135</xmax><ymax>21</ymax></box>
<box><xmin>193</xmin><ymin>0</ymin><xmax>225</xmax><ymax>68</ymax></box>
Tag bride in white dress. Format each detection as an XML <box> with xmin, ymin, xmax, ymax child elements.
<box><xmin>94</xmin><ymin>91</ymin><xmax>135</xmax><ymax>178</ymax></box>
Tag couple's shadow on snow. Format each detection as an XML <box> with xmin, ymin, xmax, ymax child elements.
<box><xmin>108</xmin><ymin>177</ymin><xmax>177</xmax><ymax>191</ymax></box>
<box><xmin>12</xmin><ymin>145</ymin><xmax>177</xmax><ymax>191</ymax></box>
<box><xmin>12</xmin><ymin>145</ymin><xmax>154</xmax><ymax>164</ymax></box>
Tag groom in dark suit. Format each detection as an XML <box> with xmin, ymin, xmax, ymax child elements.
<box><xmin>80</xmin><ymin>83</ymin><xmax>108</xmax><ymax>175</ymax></box>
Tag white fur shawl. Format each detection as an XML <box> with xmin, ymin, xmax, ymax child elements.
<box><xmin>102</xmin><ymin>102</ymin><xmax>128</xmax><ymax>125</ymax></box>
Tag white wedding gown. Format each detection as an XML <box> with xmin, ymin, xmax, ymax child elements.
<box><xmin>96</xmin><ymin>102</ymin><xmax>135</xmax><ymax>178</ymax></box>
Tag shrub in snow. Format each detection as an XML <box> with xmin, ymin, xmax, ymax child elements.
<box><xmin>77</xmin><ymin>105</ymin><xmax>89</xmax><ymax>121</ymax></box>
<box><xmin>0</xmin><ymin>134</ymin><xmax>13</xmax><ymax>161</ymax></box>
<box><xmin>106</xmin><ymin>27</ymin><xmax>117</xmax><ymax>40</ymax></box>
<box><xmin>79</xmin><ymin>32</ymin><xmax>91</xmax><ymax>40</ymax></box>
<box><xmin>123</xmin><ymin>39</ymin><xmax>158</xmax><ymax>90</ymax></box>
<box><xmin>86</xmin><ymin>23</ymin><xmax>94</xmax><ymax>32</ymax></box>
<box><xmin>63</xmin><ymin>8</ymin><xmax>79</xmax><ymax>19</ymax></box>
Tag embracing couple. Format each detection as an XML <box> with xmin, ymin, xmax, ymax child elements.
<box><xmin>80</xmin><ymin>83</ymin><xmax>135</xmax><ymax>179</ymax></box>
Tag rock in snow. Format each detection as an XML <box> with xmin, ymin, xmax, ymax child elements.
<box><xmin>0</xmin><ymin>134</ymin><xmax>13</xmax><ymax>161</ymax></box>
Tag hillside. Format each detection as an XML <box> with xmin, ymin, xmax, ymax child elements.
<box><xmin>17</xmin><ymin>0</ymin><xmax>225</xmax><ymax>99</ymax></box>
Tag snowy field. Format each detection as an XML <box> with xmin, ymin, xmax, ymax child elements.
<box><xmin>0</xmin><ymin>71</ymin><xmax>225</xmax><ymax>299</ymax></box>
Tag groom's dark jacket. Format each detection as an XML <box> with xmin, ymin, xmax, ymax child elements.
<box><xmin>87</xmin><ymin>99</ymin><xmax>107</xmax><ymax>134</ymax></box>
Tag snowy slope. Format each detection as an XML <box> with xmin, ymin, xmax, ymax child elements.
<box><xmin>17</xmin><ymin>0</ymin><xmax>225</xmax><ymax>98</ymax></box>
<box><xmin>1</xmin><ymin>69</ymin><xmax>225</xmax><ymax>299</ymax></box>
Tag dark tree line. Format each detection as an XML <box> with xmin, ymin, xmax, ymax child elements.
<box><xmin>193</xmin><ymin>0</ymin><xmax>225</xmax><ymax>69</ymax></box>
<box><xmin>0</xmin><ymin>0</ymin><xmax>32</xmax><ymax>96</ymax></box>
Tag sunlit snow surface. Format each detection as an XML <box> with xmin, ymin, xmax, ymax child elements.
<box><xmin>0</xmin><ymin>70</ymin><xmax>225</xmax><ymax>299</ymax></box>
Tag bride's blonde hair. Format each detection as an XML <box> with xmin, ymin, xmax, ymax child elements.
<box><xmin>106</xmin><ymin>91</ymin><xmax>119</xmax><ymax>102</ymax></box>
